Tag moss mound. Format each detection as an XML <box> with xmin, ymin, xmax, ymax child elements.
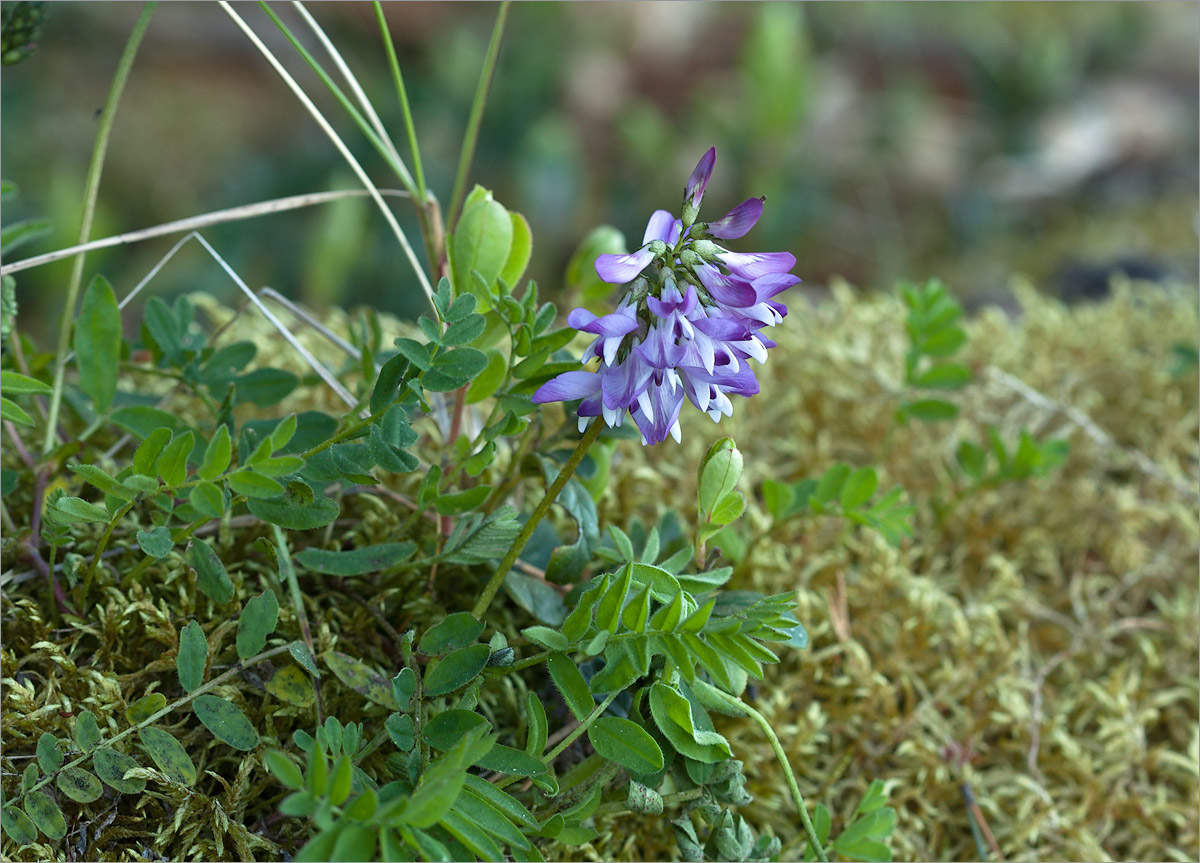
<box><xmin>590</xmin><ymin>280</ymin><xmax>1198</xmax><ymax>862</ymax></box>
<box><xmin>2</xmin><ymin>281</ymin><xmax>1195</xmax><ymax>862</ymax></box>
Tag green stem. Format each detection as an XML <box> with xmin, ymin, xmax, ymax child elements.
<box><xmin>271</xmin><ymin>524</ymin><xmax>322</xmax><ymax>725</ymax></box>
<box><xmin>7</xmin><ymin>643</ymin><xmax>292</xmax><ymax>808</ymax></box>
<box><xmin>374</xmin><ymin>1</ymin><xmax>425</xmax><ymax>204</ymax></box>
<box><xmin>544</xmin><ymin>690</ymin><xmax>618</xmax><ymax>764</ymax></box>
<box><xmin>446</xmin><ymin>0</ymin><xmax>510</xmax><ymax>229</ymax></box>
<box><xmin>300</xmin><ymin>399</ymin><xmax>396</xmax><ymax>461</ymax></box>
<box><xmin>471</xmin><ymin>419</ymin><xmax>601</xmax><ymax>619</ymax></box>
<box><xmin>42</xmin><ymin>2</ymin><xmax>156</xmax><ymax>456</ymax></box>
<box><xmin>694</xmin><ymin>680</ymin><xmax>829</xmax><ymax>863</ymax></box>
<box><xmin>592</xmin><ymin>786</ymin><xmax>705</xmax><ymax>818</ymax></box>
<box><xmin>78</xmin><ymin>497</ymin><xmax>139</xmax><ymax>607</ymax></box>
<box><xmin>258</xmin><ymin>1</ymin><xmax>414</xmax><ymax>194</ymax></box>
<box><xmin>497</xmin><ymin>689</ymin><xmax>619</xmax><ymax>791</ymax></box>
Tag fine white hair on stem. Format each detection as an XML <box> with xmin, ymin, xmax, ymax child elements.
<box><xmin>290</xmin><ymin>1</ymin><xmax>409</xmax><ymax>184</ymax></box>
<box><xmin>0</xmin><ymin>189</ymin><xmax>409</xmax><ymax>277</ymax></box>
<box><xmin>218</xmin><ymin>1</ymin><xmax>434</xmax><ymax>311</ymax></box>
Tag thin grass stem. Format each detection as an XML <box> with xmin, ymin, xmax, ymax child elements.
<box><xmin>373</xmin><ymin>1</ymin><xmax>441</xmax><ymax>278</ymax></box>
<box><xmin>257</xmin><ymin>1</ymin><xmax>410</xmax><ymax>189</ymax></box>
<box><xmin>446</xmin><ymin>1</ymin><xmax>511</xmax><ymax>229</ymax></box>
<box><xmin>221</xmin><ymin>1</ymin><xmax>434</xmax><ymax>309</ymax></box>
<box><xmin>42</xmin><ymin>2</ymin><xmax>156</xmax><ymax>456</ymax></box>
<box><xmin>291</xmin><ymin>1</ymin><xmax>406</xmax><ymax>171</ymax></box>
<box><xmin>373</xmin><ymin>1</ymin><xmax>426</xmax><ymax>205</ymax></box>
<box><xmin>1</xmin><ymin>189</ymin><xmax>410</xmax><ymax>277</ymax></box>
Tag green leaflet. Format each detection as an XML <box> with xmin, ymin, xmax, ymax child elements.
<box><xmin>73</xmin><ymin>274</ymin><xmax>122</xmax><ymax>413</ymax></box>
<box><xmin>2</xmin><ymin>805</ymin><xmax>38</xmax><ymax>845</ymax></box>
<box><xmin>294</xmin><ymin>542</ymin><xmax>417</xmax><ymax>576</ymax></box>
<box><xmin>419</xmin><ymin>612</ymin><xmax>485</xmax><ymax>655</ymax></box>
<box><xmin>236</xmin><ymin>590</ymin><xmax>279</xmax><ymax>659</ymax></box>
<box><xmin>647</xmin><ymin>681</ymin><xmax>731</xmax><ymax>764</ymax></box>
<box><xmin>323</xmin><ymin>651</ymin><xmax>399</xmax><ymax>710</ymax></box>
<box><xmin>22</xmin><ymin>792</ymin><xmax>65</xmax><ymax>841</ymax></box>
<box><xmin>423</xmin><ymin>709</ymin><xmax>491</xmax><ymax>751</ymax></box>
<box><xmin>93</xmin><ymin>747</ymin><xmax>146</xmax><ymax>793</ymax></box>
<box><xmin>267</xmin><ymin>664</ymin><xmax>315</xmax><ymax>706</ymax></box>
<box><xmin>176</xmin><ymin>620</ymin><xmax>207</xmax><ymax>692</ymax></box>
<box><xmin>547</xmin><ymin>652</ymin><xmax>593</xmax><ymax>721</ymax></box>
<box><xmin>523</xmin><ymin>691</ymin><xmax>548</xmax><ymax>757</ymax></box>
<box><xmin>423</xmin><ymin>644</ymin><xmax>490</xmax><ymax>697</ymax></box>
<box><xmin>188</xmin><ymin>540</ymin><xmax>234</xmax><ymax>604</ymax></box>
<box><xmin>56</xmin><ymin>767</ymin><xmax>103</xmax><ymax>803</ymax></box>
<box><xmin>588</xmin><ymin>717</ymin><xmax>664</xmax><ymax>774</ymax></box>
<box><xmin>73</xmin><ymin>711</ymin><xmax>101</xmax><ymax>753</ymax></box>
<box><xmin>138</xmin><ymin>727</ymin><xmax>197</xmax><ymax>785</ymax></box>
<box><xmin>136</xmin><ymin>526</ymin><xmax>174</xmax><ymax>559</ymax></box>
<box><xmin>125</xmin><ymin>692</ymin><xmax>166</xmax><ymax>725</ymax></box>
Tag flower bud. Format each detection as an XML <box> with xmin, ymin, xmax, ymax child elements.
<box><xmin>688</xmin><ymin>239</ymin><xmax>724</xmax><ymax>262</ymax></box>
<box><xmin>681</xmin><ymin>147</ymin><xmax>716</xmax><ymax>229</ymax></box>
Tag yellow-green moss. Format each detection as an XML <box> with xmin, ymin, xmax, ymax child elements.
<box><xmin>3</xmin><ymin>281</ymin><xmax>1195</xmax><ymax>861</ymax></box>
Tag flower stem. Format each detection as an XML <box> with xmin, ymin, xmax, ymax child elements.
<box><xmin>446</xmin><ymin>0</ymin><xmax>510</xmax><ymax>230</ymax></box>
<box><xmin>694</xmin><ymin>680</ymin><xmax>829</xmax><ymax>862</ymax></box>
<box><xmin>42</xmin><ymin>2</ymin><xmax>156</xmax><ymax>456</ymax></box>
<box><xmin>471</xmin><ymin>419</ymin><xmax>601</xmax><ymax>619</ymax></box>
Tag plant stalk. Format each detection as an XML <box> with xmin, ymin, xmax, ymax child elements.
<box><xmin>446</xmin><ymin>0</ymin><xmax>510</xmax><ymax>230</ymax></box>
<box><xmin>42</xmin><ymin>2</ymin><xmax>156</xmax><ymax>455</ymax></box>
<box><xmin>471</xmin><ymin>419</ymin><xmax>601</xmax><ymax>619</ymax></box>
<box><xmin>694</xmin><ymin>680</ymin><xmax>829</xmax><ymax>862</ymax></box>
<box><xmin>272</xmin><ymin>524</ymin><xmax>322</xmax><ymax>725</ymax></box>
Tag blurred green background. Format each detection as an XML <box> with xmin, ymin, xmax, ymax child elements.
<box><xmin>2</xmin><ymin>1</ymin><xmax>1196</xmax><ymax>342</ymax></box>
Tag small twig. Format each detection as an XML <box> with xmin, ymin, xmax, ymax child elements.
<box><xmin>0</xmin><ymin>190</ymin><xmax>410</xmax><ymax>276</ymax></box>
<box><xmin>826</xmin><ymin>569</ymin><xmax>852</xmax><ymax>645</ymax></box>
<box><xmin>4</xmin><ymin>420</ymin><xmax>36</xmax><ymax>468</ymax></box>
<box><xmin>961</xmin><ymin>782</ymin><xmax>1004</xmax><ymax>861</ymax></box>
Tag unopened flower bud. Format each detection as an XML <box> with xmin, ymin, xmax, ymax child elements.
<box><xmin>689</xmin><ymin>239</ymin><xmax>723</xmax><ymax>262</ymax></box>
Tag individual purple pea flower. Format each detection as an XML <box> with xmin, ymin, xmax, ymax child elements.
<box><xmin>681</xmin><ymin>147</ymin><xmax>716</xmax><ymax>227</ymax></box>
<box><xmin>595</xmin><ymin>209</ymin><xmax>680</xmax><ymax>285</ymax></box>
<box><xmin>567</xmin><ymin>299</ymin><xmax>640</xmax><ymax>367</ymax></box>
<box><xmin>703</xmin><ymin>197</ymin><xmax>764</xmax><ymax>240</ymax></box>
<box><xmin>533</xmin><ymin>146</ymin><xmax>798</xmax><ymax>445</ymax></box>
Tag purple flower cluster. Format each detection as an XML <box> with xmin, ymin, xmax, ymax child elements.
<box><xmin>533</xmin><ymin>148</ymin><xmax>799</xmax><ymax>445</ymax></box>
